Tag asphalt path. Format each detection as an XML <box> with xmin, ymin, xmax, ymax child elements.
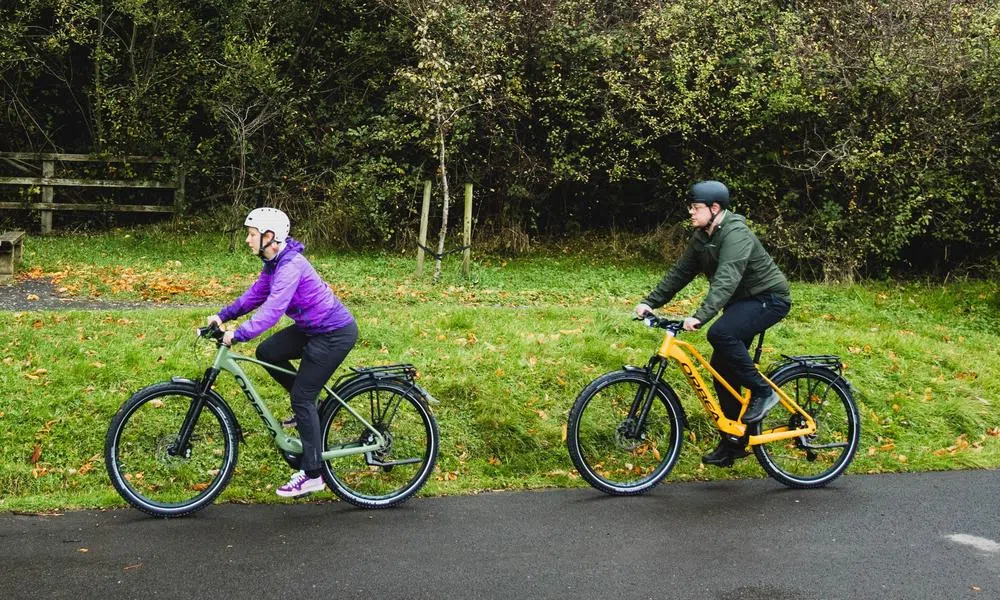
<box><xmin>2</xmin><ymin>470</ymin><xmax>998</xmax><ymax>600</ymax></box>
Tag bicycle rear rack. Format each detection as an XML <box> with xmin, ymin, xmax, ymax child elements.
<box><xmin>780</xmin><ymin>354</ymin><xmax>844</xmax><ymax>373</ymax></box>
<box><xmin>334</xmin><ymin>363</ymin><xmax>440</xmax><ymax>406</ymax></box>
<box><xmin>349</xmin><ymin>363</ymin><xmax>417</xmax><ymax>380</ymax></box>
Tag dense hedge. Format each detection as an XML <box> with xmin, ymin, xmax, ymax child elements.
<box><xmin>1</xmin><ymin>0</ymin><xmax>997</xmax><ymax>276</ymax></box>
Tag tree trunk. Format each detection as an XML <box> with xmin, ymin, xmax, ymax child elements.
<box><xmin>433</xmin><ymin>115</ymin><xmax>450</xmax><ymax>282</ymax></box>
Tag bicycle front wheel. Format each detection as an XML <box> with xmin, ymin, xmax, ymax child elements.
<box><xmin>751</xmin><ymin>365</ymin><xmax>860</xmax><ymax>488</ymax></box>
<box><xmin>104</xmin><ymin>382</ymin><xmax>239</xmax><ymax>517</ymax></box>
<box><xmin>320</xmin><ymin>380</ymin><xmax>439</xmax><ymax>508</ymax></box>
<box><xmin>566</xmin><ymin>369</ymin><xmax>684</xmax><ymax>496</ymax></box>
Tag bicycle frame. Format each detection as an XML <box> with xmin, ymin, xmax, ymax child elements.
<box><xmin>655</xmin><ymin>330</ymin><xmax>817</xmax><ymax>446</ymax></box>
<box><xmin>192</xmin><ymin>343</ymin><xmax>387</xmax><ymax>461</ymax></box>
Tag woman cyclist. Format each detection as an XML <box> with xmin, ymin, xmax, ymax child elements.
<box><xmin>207</xmin><ymin>207</ymin><xmax>358</xmax><ymax>497</ymax></box>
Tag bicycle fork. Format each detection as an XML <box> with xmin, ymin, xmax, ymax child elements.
<box><xmin>625</xmin><ymin>359</ymin><xmax>668</xmax><ymax>439</ymax></box>
<box><xmin>169</xmin><ymin>367</ymin><xmax>220</xmax><ymax>458</ymax></box>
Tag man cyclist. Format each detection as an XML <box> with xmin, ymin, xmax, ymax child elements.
<box><xmin>207</xmin><ymin>207</ymin><xmax>358</xmax><ymax>497</ymax></box>
<box><xmin>634</xmin><ymin>180</ymin><xmax>791</xmax><ymax>467</ymax></box>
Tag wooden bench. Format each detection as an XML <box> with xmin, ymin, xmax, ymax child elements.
<box><xmin>0</xmin><ymin>230</ymin><xmax>25</xmax><ymax>281</ymax></box>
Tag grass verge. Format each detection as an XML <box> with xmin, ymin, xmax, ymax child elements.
<box><xmin>1</xmin><ymin>227</ymin><xmax>999</xmax><ymax>512</ymax></box>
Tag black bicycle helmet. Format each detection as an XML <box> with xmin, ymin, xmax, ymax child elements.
<box><xmin>688</xmin><ymin>180</ymin><xmax>730</xmax><ymax>209</ymax></box>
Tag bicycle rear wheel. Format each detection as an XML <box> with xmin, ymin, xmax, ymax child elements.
<box><xmin>566</xmin><ymin>369</ymin><xmax>684</xmax><ymax>495</ymax></box>
<box><xmin>104</xmin><ymin>381</ymin><xmax>239</xmax><ymax>517</ymax></box>
<box><xmin>751</xmin><ymin>365</ymin><xmax>860</xmax><ymax>488</ymax></box>
<box><xmin>320</xmin><ymin>380</ymin><xmax>439</xmax><ymax>508</ymax></box>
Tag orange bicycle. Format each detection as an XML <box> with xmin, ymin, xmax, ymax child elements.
<box><xmin>566</xmin><ymin>314</ymin><xmax>860</xmax><ymax>494</ymax></box>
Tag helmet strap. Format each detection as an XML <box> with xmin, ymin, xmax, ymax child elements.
<box><xmin>702</xmin><ymin>206</ymin><xmax>724</xmax><ymax>233</ymax></box>
<box><xmin>257</xmin><ymin>231</ymin><xmax>275</xmax><ymax>258</ymax></box>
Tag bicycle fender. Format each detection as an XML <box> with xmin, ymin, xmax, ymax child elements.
<box><xmin>621</xmin><ymin>365</ymin><xmax>689</xmax><ymax>431</ymax></box>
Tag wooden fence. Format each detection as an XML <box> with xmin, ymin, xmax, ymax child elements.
<box><xmin>0</xmin><ymin>152</ymin><xmax>184</xmax><ymax>233</ymax></box>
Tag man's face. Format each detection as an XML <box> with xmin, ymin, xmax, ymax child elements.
<box><xmin>688</xmin><ymin>203</ymin><xmax>716</xmax><ymax>228</ymax></box>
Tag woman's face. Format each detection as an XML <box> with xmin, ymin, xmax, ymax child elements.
<box><xmin>245</xmin><ymin>227</ymin><xmax>274</xmax><ymax>255</ymax></box>
<box><xmin>245</xmin><ymin>227</ymin><xmax>261</xmax><ymax>252</ymax></box>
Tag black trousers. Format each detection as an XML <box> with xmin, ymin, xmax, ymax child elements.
<box><xmin>255</xmin><ymin>321</ymin><xmax>359</xmax><ymax>474</ymax></box>
<box><xmin>706</xmin><ymin>294</ymin><xmax>791</xmax><ymax>421</ymax></box>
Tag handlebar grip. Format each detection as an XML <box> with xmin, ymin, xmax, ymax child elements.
<box><xmin>198</xmin><ymin>324</ymin><xmax>225</xmax><ymax>341</ymax></box>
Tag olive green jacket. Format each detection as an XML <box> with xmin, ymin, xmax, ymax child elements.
<box><xmin>643</xmin><ymin>212</ymin><xmax>790</xmax><ymax>323</ymax></box>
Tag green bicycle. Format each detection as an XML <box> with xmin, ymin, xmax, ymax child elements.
<box><xmin>104</xmin><ymin>324</ymin><xmax>440</xmax><ymax>517</ymax></box>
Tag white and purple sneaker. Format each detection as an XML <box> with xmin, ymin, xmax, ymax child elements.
<box><xmin>276</xmin><ymin>470</ymin><xmax>325</xmax><ymax>498</ymax></box>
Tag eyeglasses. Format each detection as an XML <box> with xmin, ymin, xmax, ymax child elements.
<box><xmin>687</xmin><ymin>203</ymin><xmax>708</xmax><ymax>212</ymax></box>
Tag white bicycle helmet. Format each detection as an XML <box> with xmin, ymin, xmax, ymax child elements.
<box><xmin>244</xmin><ymin>207</ymin><xmax>290</xmax><ymax>243</ymax></box>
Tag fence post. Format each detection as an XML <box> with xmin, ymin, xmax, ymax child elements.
<box><xmin>462</xmin><ymin>183</ymin><xmax>473</xmax><ymax>277</ymax></box>
<box><xmin>416</xmin><ymin>180</ymin><xmax>432</xmax><ymax>276</ymax></box>
<box><xmin>40</xmin><ymin>159</ymin><xmax>54</xmax><ymax>234</ymax></box>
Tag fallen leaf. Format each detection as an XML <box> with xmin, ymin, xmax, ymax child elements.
<box><xmin>26</xmin><ymin>294</ymin><xmax>39</xmax><ymax>301</ymax></box>
<box><xmin>31</xmin><ymin>444</ymin><xmax>42</xmax><ymax>464</ymax></box>
<box><xmin>488</xmin><ymin>456</ymin><xmax>501</xmax><ymax>466</ymax></box>
<box><xmin>78</xmin><ymin>548</ymin><xmax>88</xmax><ymax>553</ymax></box>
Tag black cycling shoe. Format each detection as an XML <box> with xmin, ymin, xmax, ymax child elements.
<box><xmin>701</xmin><ymin>437</ymin><xmax>749</xmax><ymax>468</ymax></box>
<box><xmin>742</xmin><ymin>390</ymin><xmax>780</xmax><ymax>424</ymax></box>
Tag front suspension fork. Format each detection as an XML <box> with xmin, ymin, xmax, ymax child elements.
<box><xmin>627</xmin><ymin>359</ymin><xmax>667</xmax><ymax>438</ymax></box>
<box><xmin>169</xmin><ymin>367</ymin><xmax>220</xmax><ymax>457</ymax></box>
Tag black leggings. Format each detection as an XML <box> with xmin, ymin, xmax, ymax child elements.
<box><xmin>255</xmin><ymin>321</ymin><xmax>359</xmax><ymax>474</ymax></box>
<box><xmin>706</xmin><ymin>294</ymin><xmax>791</xmax><ymax>421</ymax></box>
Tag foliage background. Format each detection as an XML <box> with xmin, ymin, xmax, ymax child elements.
<box><xmin>1</xmin><ymin>0</ymin><xmax>998</xmax><ymax>278</ymax></box>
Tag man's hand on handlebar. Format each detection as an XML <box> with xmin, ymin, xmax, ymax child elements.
<box><xmin>634</xmin><ymin>303</ymin><xmax>654</xmax><ymax>319</ymax></box>
<box><xmin>682</xmin><ymin>317</ymin><xmax>701</xmax><ymax>332</ymax></box>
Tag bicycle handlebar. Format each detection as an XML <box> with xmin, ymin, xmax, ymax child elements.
<box><xmin>634</xmin><ymin>313</ymin><xmax>685</xmax><ymax>333</ymax></box>
<box><xmin>197</xmin><ymin>323</ymin><xmax>226</xmax><ymax>343</ymax></box>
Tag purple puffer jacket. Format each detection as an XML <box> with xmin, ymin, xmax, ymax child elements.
<box><xmin>218</xmin><ymin>238</ymin><xmax>354</xmax><ymax>342</ymax></box>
